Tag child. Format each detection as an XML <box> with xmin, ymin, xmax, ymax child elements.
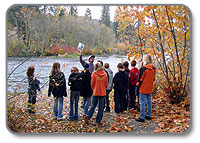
<box><xmin>80</xmin><ymin>63</ymin><xmax>93</xmax><ymax>115</ymax></box>
<box><xmin>104</xmin><ymin>63</ymin><xmax>113</xmax><ymax>112</ymax></box>
<box><xmin>123</xmin><ymin>61</ymin><xmax>130</xmax><ymax>110</ymax></box>
<box><xmin>26</xmin><ymin>66</ymin><xmax>40</xmax><ymax>114</ymax></box>
<box><xmin>113</xmin><ymin>63</ymin><xmax>128</xmax><ymax>113</ymax></box>
<box><xmin>129</xmin><ymin>60</ymin><xmax>139</xmax><ymax>109</ymax></box>
<box><xmin>135</xmin><ymin>54</ymin><xmax>156</xmax><ymax>122</ymax></box>
<box><xmin>68</xmin><ymin>67</ymin><xmax>82</xmax><ymax>120</ymax></box>
<box><xmin>84</xmin><ymin>62</ymin><xmax>108</xmax><ymax>125</ymax></box>
<box><xmin>48</xmin><ymin>62</ymin><xmax>67</xmax><ymax>120</ymax></box>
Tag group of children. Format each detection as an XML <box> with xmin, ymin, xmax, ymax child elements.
<box><xmin>26</xmin><ymin>53</ymin><xmax>156</xmax><ymax>124</ymax></box>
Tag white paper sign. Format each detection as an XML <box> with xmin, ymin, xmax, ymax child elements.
<box><xmin>77</xmin><ymin>42</ymin><xmax>84</xmax><ymax>51</ymax></box>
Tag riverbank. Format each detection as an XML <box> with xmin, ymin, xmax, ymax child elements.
<box><xmin>7</xmin><ymin>52</ymin><xmax>127</xmax><ymax>59</ymax></box>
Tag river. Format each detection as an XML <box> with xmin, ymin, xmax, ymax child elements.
<box><xmin>7</xmin><ymin>55</ymin><xmax>129</xmax><ymax>93</ymax></box>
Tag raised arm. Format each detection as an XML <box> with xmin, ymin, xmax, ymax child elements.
<box><xmin>79</xmin><ymin>53</ymin><xmax>87</xmax><ymax>67</ymax></box>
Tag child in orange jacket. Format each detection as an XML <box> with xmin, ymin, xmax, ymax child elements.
<box><xmin>135</xmin><ymin>54</ymin><xmax>156</xmax><ymax>122</ymax></box>
<box><xmin>84</xmin><ymin>62</ymin><xmax>108</xmax><ymax>125</ymax></box>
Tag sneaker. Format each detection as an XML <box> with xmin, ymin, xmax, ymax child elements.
<box><xmin>135</xmin><ymin>118</ymin><xmax>145</xmax><ymax>122</ymax></box>
<box><xmin>145</xmin><ymin>116</ymin><xmax>151</xmax><ymax>120</ymax></box>
<box><xmin>57</xmin><ymin>117</ymin><xmax>65</xmax><ymax>121</ymax></box>
<box><xmin>84</xmin><ymin>115</ymin><xmax>89</xmax><ymax>124</ymax></box>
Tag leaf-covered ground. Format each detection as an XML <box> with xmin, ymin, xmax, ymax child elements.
<box><xmin>7</xmin><ymin>90</ymin><xmax>190</xmax><ymax>133</ymax></box>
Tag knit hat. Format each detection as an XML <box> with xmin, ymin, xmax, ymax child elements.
<box><xmin>84</xmin><ymin>63</ymin><xmax>90</xmax><ymax>70</ymax></box>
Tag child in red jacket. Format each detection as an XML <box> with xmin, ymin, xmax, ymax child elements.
<box><xmin>129</xmin><ymin>60</ymin><xmax>139</xmax><ymax>109</ymax></box>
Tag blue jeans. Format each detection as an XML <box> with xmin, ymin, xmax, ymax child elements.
<box><xmin>104</xmin><ymin>90</ymin><xmax>111</xmax><ymax>111</ymax></box>
<box><xmin>83</xmin><ymin>96</ymin><xmax>91</xmax><ymax>115</ymax></box>
<box><xmin>54</xmin><ymin>96</ymin><xmax>63</xmax><ymax>118</ymax></box>
<box><xmin>69</xmin><ymin>91</ymin><xmax>80</xmax><ymax>120</ymax></box>
<box><xmin>87</xmin><ymin>96</ymin><xmax>105</xmax><ymax>124</ymax></box>
<box><xmin>139</xmin><ymin>93</ymin><xmax>152</xmax><ymax>119</ymax></box>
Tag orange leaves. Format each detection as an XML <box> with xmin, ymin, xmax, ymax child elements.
<box><xmin>63</xmin><ymin>63</ymin><xmax>68</xmax><ymax>68</ymax></box>
<box><xmin>17</xmin><ymin>84</ymin><xmax>21</xmax><ymax>89</ymax></box>
<box><xmin>23</xmin><ymin>8</ymin><xmax>28</xmax><ymax>13</ymax></box>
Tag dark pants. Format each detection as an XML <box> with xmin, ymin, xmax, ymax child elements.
<box><xmin>28</xmin><ymin>89</ymin><xmax>37</xmax><ymax>113</ymax></box>
<box><xmin>129</xmin><ymin>84</ymin><xmax>136</xmax><ymax>108</ymax></box>
<box><xmin>114</xmin><ymin>91</ymin><xmax>126</xmax><ymax>113</ymax></box>
<box><xmin>103</xmin><ymin>89</ymin><xmax>111</xmax><ymax>112</ymax></box>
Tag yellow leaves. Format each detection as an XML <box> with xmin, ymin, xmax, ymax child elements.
<box><xmin>57</xmin><ymin>6</ymin><xmax>61</xmax><ymax>11</ymax></box>
<box><xmin>56</xmin><ymin>14</ymin><xmax>59</xmax><ymax>19</ymax></box>
<box><xmin>107</xmin><ymin>47</ymin><xmax>112</xmax><ymax>53</ymax></box>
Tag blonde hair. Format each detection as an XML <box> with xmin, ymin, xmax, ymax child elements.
<box><xmin>143</xmin><ymin>54</ymin><xmax>152</xmax><ymax>65</ymax></box>
<box><xmin>50</xmin><ymin>62</ymin><xmax>61</xmax><ymax>76</ymax></box>
<box><xmin>95</xmin><ymin>62</ymin><xmax>103</xmax><ymax>71</ymax></box>
<box><xmin>71</xmin><ymin>67</ymin><xmax>79</xmax><ymax>73</ymax></box>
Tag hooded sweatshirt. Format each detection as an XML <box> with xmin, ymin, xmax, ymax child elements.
<box><xmin>137</xmin><ymin>64</ymin><xmax>156</xmax><ymax>94</ymax></box>
<box><xmin>80</xmin><ymin>70</ymin><xmax>93</xmax><ymax>97</ymax></box>
<box><xmin>48</xmin><ymin>72</ymin><xmax>67</xmax><ymax>97</ymax></box>
<box><xmin>105</xmin><ymin>68</ymin><xmax>113</xmax><ymax>90</ymax></box>
<box><xmin>68</xmin><ymin>72</ymin><xmax>82</xmax><ymax>91</ymax></box>
<box><xmin>113</xmin><ymin>70</ymin><xmax>128</xmax><ymax>95</ymax></box>
<box><xmin>91</xmin><ymin>70</ymin><xmax>108</xmax><ymax>96</ymax></box>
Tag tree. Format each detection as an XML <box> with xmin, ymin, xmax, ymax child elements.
<box><xmin>85</xmin><ymin>8</ymin><xmax>92</xmax><ymax>20</ymax></box>
<box><xmin>68</xmin><ymin>6</ymin><xmax>78</xmax><ymax>16</ymax></box>
<box><xmin>115</xmin><ymin>6</ymin><xmax>190</xmax><ymax>103</ymax></box>
<box><xmin>100</xmin><ymin>5</ymin><xmax>110</xmax><ymax>27</ymax></box>
<box><xmin>7</xmin><ymin>6</ymin><xmax>115</xmax><ymax>57</ymax></box>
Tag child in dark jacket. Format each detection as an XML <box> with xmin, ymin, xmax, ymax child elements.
<box><xmin>113</xmin><ymin>63</ymin><xmax>128</xmax><ymax>113</ymax></box>
<box><xmin>123</xmin><ymin>61</ymin><xmax>130</xmax><ymax>110</ymax></box>
<box><xmin>27</xmin><ymin>66</ymin><xmax>40</xmax><ymax>114</ymax></box>
<box><xmin>68</xmin><ymin>67</ymin><xmax>82</xmax><ymax>120</ymax></box>
<box><xmin>80</xmin><ymin>63</ymin><xmax>93</xmax><ymax>115</ymax></box>
<box><xmin>48</xmin><ymin>62</ymin><xmax>67</xmax><ymax>120</ymax></box>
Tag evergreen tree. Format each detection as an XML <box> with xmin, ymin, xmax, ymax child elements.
<box><xmin>100</xmin><ymin>5</ymin><xmax>110</xmax><ymax>27</ymax></box>
<box><xmin>85</xmin><ymin>8</ymin><xmax>92</xmax><ymax>20</ymax></box>
<box><xmin>68</xmin><ymin>6</ymin><xmax>78</xmax><ymax>16</ymax></box>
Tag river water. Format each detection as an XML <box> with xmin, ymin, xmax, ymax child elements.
<box><xmin>7</xmin><ymin>55</ymin><xmax>129</xmax><ymax>93</ymax></box>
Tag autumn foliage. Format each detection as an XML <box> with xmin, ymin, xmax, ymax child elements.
<box><xmin>115</xmin><ymin>5</ymin><xmax>190</xmax><ymax>103</ymax></box>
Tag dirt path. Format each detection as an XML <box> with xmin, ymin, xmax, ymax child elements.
<box><xmin>8</xmin><ymin>90</ymin><xmax>189</xmax><ymax>133</ymax></box>
<box><xmin>7</xmin><ymin>91</ymin><xmax>158</xmax><ymax>133</ymax></box>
